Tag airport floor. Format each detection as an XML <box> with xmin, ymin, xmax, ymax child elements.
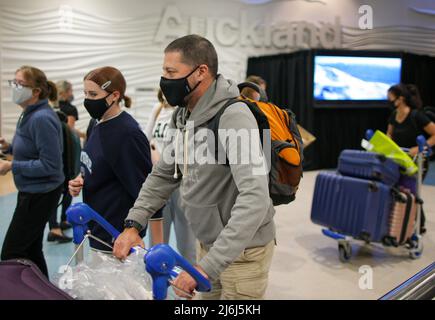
<box><xmin>0</xmin><ymin>165</ymin><xmax>434</xmax><ymax>300</ymax></box>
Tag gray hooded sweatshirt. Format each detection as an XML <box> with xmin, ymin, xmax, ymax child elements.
<box><xmin>126</xmin><ymin>75</ymin><xmax>275</xmax><ymax>280</ymax></box>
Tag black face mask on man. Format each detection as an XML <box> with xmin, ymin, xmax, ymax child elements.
<box><xmin>159</xmin><ymin>66</ymin><xmax>201</xmax><ymax>107</ymax></box>
<box><xmin>84</xmin><ymin>93</ymin><xmax>115</xmax><ymax>120</ymax></box>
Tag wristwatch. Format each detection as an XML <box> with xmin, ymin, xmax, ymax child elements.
<box><xmin>124</xmin><ymin>220</ymin><xmax>143</xmax><ymax>232</ymax></box>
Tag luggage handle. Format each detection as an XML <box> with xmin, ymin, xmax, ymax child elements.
<box><xmin>368</xmin><ymin>181</ymin><xmax>379</xmax><ymax>192</ymax></box>
<box><xmin>391</xmin><ymin>187</ymin><xmax>407</xmax><ymax>203</ymax></box>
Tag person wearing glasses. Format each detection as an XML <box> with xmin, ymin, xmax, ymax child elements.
<box><xmin>0</xmin><ymin>66</ymin><xmax>64</xmax><ymax>278</ymax></box>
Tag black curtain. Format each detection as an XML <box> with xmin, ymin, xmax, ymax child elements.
<box><xmin>247</xmin><ymin>50</ymin><xmax>435</xmax><ymax>170</ymax></box>
<box><xmin>402</xmin><ymin>53</ymin><xmax>435</xmax><ymax>107</ymax></box>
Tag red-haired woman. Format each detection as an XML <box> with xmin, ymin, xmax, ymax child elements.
<box><xmin>68</xmin><ymin>66</ymin><xmax>163</xmax><ymax>252</ymax></box>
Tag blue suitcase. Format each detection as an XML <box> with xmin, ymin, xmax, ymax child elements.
<box><xmin>311</xmin><ymin>172</ymin><xmax>392</xmax><ymax>243</ymax></box>
<box><xmin>338</xmin><ymin>150</ymin><xmax>400</xmax><ymax>186</ymax></box>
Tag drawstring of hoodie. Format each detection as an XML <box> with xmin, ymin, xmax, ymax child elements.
<box><xmin>184</xmin><ymin>128</ymin><xmax>189</xmax><ymax>177</ymax></box>
<box><xmin>173</xmin><ymin>130</ymin><xmax>180</xmax><ymax>179</ymax></box>
<box><xmin>173</xmin><ymin>128</ymin><xmax>189</xmax><ymax>179</ymax></box>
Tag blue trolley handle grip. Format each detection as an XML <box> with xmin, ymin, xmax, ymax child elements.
<box><xmin>417</xmin><ymin>135</ymin><xmax>426</xmax><ymax>154</ymax></box>
<box><xmin>144</xmin><ymin>244</ymin><xmax>211</xmax><ymax>299</ymax></box>
<box><xmin>172</xmin><ymin>250</ymin><xmax>211</xmax><ymax>292</ymax></box>
<box><xmin>72</xmin><ymin>224</ymin><xmax>87</xmax><ymax>245</ymax></box>
<box><xmin>67</xmin><ymin>203</ymin><xmax>120</xmax><ymax>244</ymax></box>
<box><xmin>416</xmin><ymin>135</ymin><xmax>432</xmax><ymax>157</ymax></box>
<box><xmin>365</xmin><ymin>129</ymin><xmax>374</xmax><ymax>141</ymax></box>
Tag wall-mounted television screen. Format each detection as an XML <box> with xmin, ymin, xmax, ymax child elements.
<box><xmin>313</xmin><ymin>54</ymin><xmax>402</xmax><ymax>103</ymax></box>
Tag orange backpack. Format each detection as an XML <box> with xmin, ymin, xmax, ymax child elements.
<box><xmin>208</xmin><ymin>82</ymin><xmax>304</xmax><ymax>205</ymax></box>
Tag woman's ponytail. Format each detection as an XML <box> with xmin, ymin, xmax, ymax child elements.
<box><xmin>405</xmin><ymin>84</ymin><xmax>423</xmax><ymax>110</ymax></box>
<box><xmin>124</xmin><ymin>95</ymin><xmax>132</xmax><ymax>108</ymax></box>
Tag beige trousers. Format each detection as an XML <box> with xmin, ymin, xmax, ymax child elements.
<box><xmin>197</xmin><ymin>240</ymin><xmax>275</xmax><ymax>300</ymax></box>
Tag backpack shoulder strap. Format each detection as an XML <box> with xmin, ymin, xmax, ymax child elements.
<box><xmin>207</xmin><ymin>98</ymin><xmax>250</xmax><ymax>166</ymax></box>
<box><xmin>409</xmin><ymin>109</ymin><xmax>423</xmax><ymax>133</ymax></box>
<box><xmin>207</xmin><ymin>98</ymin><xmax>241</xmax><ymax>134</ymax></box>
<box><xmin>423</xmin><ymin>106</ymin><xmax>435</xmax><ymax>123</ymax></box>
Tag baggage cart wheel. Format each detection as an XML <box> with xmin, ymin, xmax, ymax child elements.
<box><xmin>409</xmin><ymin>248</ymin><xmax>423</xmax><ymax>260</ymax></box>
<box><xmin>338</xmin><ymin>241</ymin><xmax>352</xmax><ymax>263</ymax></box>
<box><xmin>409</xmin><ymin>239</ymin><xmax>423</xmax><ymax>260</ymax></box>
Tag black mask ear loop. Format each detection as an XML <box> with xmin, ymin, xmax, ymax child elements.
<box><xmin>104</xmin><ymin>92</ymin><xmax>116</xmax><ymax>109</ymax></box>
<box><xmin>183</xmin><ymin>66</ymin><xmax>202</xmax><ymax>106</ymax></box>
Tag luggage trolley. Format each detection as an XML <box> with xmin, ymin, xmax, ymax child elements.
<box><xmin>64</xmin><ymin>203</ymin><xmax>211</xmax><ymax>300</ymax></box>
<box><xmin>312</xmin><ymin>132</ymin><xmax>431</xmax><ymax>263</ymax></box>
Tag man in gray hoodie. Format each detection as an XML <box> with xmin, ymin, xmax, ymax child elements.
<box><xmin>113</xmin><ymin>35</ymin><xmax>276</xmax><ymax>300</ymax></box>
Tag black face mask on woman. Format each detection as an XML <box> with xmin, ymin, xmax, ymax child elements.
<box><xmin>159</xmin><ymin>66</ymin><xmax>201</xmax><ymax>107</ymax></box>
<box><xmin>84</xmin><ymin>93</ymin><xmax>115</xmax><ymax>120</ymax></box>
<box><xmin>388</xmin><ymin>98</ymin><xmax>398</xmax><ymax>110</ymax></box>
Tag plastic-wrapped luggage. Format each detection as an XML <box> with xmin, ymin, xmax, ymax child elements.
<box><xmin>53</xmin><ymin>250</ymin><xmax>155</xmax><ymax>300</ymax></box>
<box><xmin>338</xmin><ymin>150</ymin><xmax>400</xmax><ymax>185</ymax></box>
<box><xmin>311</xmin><ymin>172</ymin><xmax>392</xmax><ymax>243</ymax></box>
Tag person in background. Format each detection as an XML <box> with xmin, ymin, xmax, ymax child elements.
<box><xmin>145</xmin><ymin>89</ymin><xmax>196</xmax><ymax>264</ymax></box>
<box><xmin>241</xmin><ymin>75</ymin><xmax>267</xmax><ymax>101</ymax></box>
<box><xmin>56</xmin><ymin>80</ymin><xmax>86</xmax><ymax>139</ymax></box>
<box><xmin>44</xmin><ymin>83</ymin><xmax>74</xmax><ymax>243</ymax></box>
<box><xmin>246</xmin><ymin>75</ymin><xmax>267</xmax><ymax>91</ymax></box>
<box><xmin>46</xmin><ymin>85</ymin><xmax>82</xmax><ymax>244</ymax></box>
<box><xmin>387</xmin><ymin>83</ymin><xmax>435</xmax><ymax>234</ymax></box>
<box><xmin>387</xmin><ymin>84</ymin><xmax>435</xmax><ymax>171</ymax></box>
<box><xmin>0</xmin><ymin>66</ymin><xmax>64</xmax><ymax>278</ymax></box>
<box><xmin>68</xmin><ymin>66</ymin><xmax>163</xmax><ymax>253</ymax></box>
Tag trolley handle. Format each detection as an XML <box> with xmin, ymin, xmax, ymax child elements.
<box><xmin>416</xmin><ymin>135</ymin><xmax>432</xmax><ymax>157</ymax></box>
<box><xmin>66</xmin><ymin>203</ymin><xmax>212</xmax><ymax>300</ymax></box>
<box><xmin>144</xmin><ymin>244</ymin><xmax>211</xmax><ymax>300</ymax></box>
<box><xmin>67</xmin><ymin>203</ymin><xmax>120</xmax><ymax>244</ymax></box>
<box><xmin>365</xmin><ymin>129</ymin><xmax>374</xmax><ymax>141</ymax></box>
<box><xmin>417</xmin><ymin>135</ymin><xmax>426</xmax><ymax>153</ymax></box>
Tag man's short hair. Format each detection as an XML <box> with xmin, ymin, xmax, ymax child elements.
<box><xmin>164</xmin><ymin>34</ymin><xmax>218</xmax><ymax>77</ymax></box>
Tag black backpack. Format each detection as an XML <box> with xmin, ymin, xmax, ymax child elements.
<box><xmin>410</xmin><ymin>107</ymin><xmax>435</xmax><ymax>160</ymax></box>
<box><xmin>55</xmin><ymin>110</ymin><xmax>80</xmax><ymax>187</ymax></box>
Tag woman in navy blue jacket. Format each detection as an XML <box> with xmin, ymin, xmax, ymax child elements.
<box><xmin>68</xmin><ymin>66</ymin><xmax>163</xmax><ymax>252</ymax></box>
<box><xmin>0</xmin><ymin>66</ymin><xmax>64</xmax><ymax>278</ymax></box>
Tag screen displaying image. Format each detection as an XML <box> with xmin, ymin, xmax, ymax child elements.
<box><xmin>314</xmin><ymin>56</ymin><xmax>402</xmax><ymax>101</ymax></box>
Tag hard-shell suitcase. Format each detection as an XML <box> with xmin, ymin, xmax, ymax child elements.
<box><xmin>338</xmin><ymin>150</ymin><xmax>400</xmax><ymax>186</ymax></box>
<box><xmin>311</xmin><ymin>172</ymin><xmax>392</xmax><ymax>243</ymax></box>
<box><xmin>398</xmin><ymin>175</ymin><xmax>417</xmax><ymax>195</ymax></box>
<box><xmin>388</xmin><ymin>190</ymin><xmax>417</xmax><ymax>246</ymax></box>
<box><xmin>0</xmin><ymin>259</ymin><xmax>73</xmax><ymax>300</ymax></box>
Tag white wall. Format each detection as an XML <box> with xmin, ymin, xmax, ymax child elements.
<box><xmin>0</xmin><ymin>0</ymin><xmax>434</xmax><ymax>139</ymax></box>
